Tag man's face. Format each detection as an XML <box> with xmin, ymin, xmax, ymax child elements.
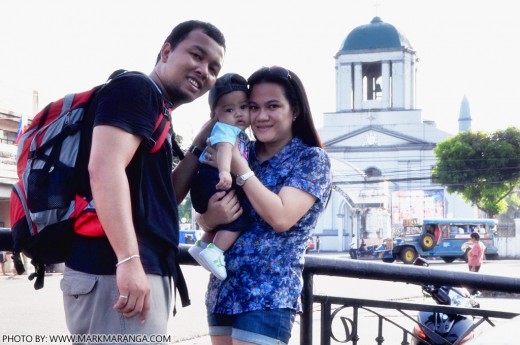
<box><xmin>157</xmin><ymin>29</ymin><xmax>225</xmax><ymax>107</ymax></box>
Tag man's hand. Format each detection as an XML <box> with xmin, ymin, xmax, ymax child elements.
<box><xmin>113</xmin><ymin>260</ymin><xmax>150</xmax><ymax>324</ymax></box>
<box><xmin>203</xmin><ymin>145</ymin><xmax>218</xmax><ymax>168</ymax></box>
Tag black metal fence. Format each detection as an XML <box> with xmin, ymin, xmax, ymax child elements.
<box><xmin>2</xmin><ymin>233</ymin><xmax>518</xmax><ymax>345</ymax></box>
<box><xmin>300</xmin><ymin>256</ymin><xmax>520</xmax><ymax>344</ymax></box>
<box><xmin>178</xmin><ymin>245</ymin><xmax>520</xmax><ymax>344</ymax></box>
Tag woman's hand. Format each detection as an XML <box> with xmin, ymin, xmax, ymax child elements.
<box><xmin>199</xmin><ymin>190</ymin><xmax>243</xmax><ymax>230</ymax></box>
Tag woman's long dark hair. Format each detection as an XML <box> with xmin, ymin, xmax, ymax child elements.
<box><xmin>248</xmin><ymin>66</ymin><xmax>324</xmax><ymax>149</ymax></box>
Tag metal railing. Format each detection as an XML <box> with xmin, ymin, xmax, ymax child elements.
<box><xmin>300</xmin><ymin>256</ymin><xmax>520</xmax><ymax>344</ymax></box>
<box><xmin>1</xmin><ymin>236</ymin><xmax>518</xmax><ymax>345</ymax></box>
<box><xmin>178</xmin><ymin>245</ymin><xmax>520</xmax><ymax>344</ymax></box>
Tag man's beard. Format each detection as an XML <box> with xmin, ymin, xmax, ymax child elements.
<box><xmin>167</xmin><ymin>84</ymin><xmax>195</xmax><ymax>106</ymax></box>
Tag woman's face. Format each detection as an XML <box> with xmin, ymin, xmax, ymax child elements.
<box><xmin>248</xmin><ymin>82</ymin><xmax>294</xmax><ymax>150</ymax></box>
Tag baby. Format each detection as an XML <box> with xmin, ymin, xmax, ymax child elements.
<box><xmin>188</xmin><ymin>73</ymin><xmax>251</xmax><ymax>280</ymax></box>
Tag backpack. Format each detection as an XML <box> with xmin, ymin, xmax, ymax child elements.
<box><xmin>9</xmin><ymin>70</ymin><xmax>185</xmax><ymax>289</ymax></box>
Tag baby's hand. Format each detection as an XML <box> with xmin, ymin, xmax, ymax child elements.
<box><xmin>216</xmin><ymin>171</ymin><xmax>232</xmax><ymax>190</ymax></box>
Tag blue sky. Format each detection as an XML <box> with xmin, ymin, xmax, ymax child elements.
<box><xmin>0</xmin><ymin>0</ymin><xmax>518</xmax><ymax>142</ymax></box>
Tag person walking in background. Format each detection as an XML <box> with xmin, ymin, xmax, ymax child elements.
<box><xmin>0</xmin><ymin>251</ymin><xmax>6</xmax><ymax>275</ymax></box>
<box><xmin>189</xmin><ymin>73</ymin><xmax>251</xmax><ymax>280</ymax></box>
<box><xmin>316</xmin><ymin>235</ymin><xmax>321</xmax><ymax>253</ymax></box>
<box><xmin>350</xmin><ymin>234</ymin><xmax>358</xmax><ymax>259</ymax></box>
<box><xmin>468</xmin><ymin>232</ymin><xmax>486</xmax><ymax>272</ymax></box>
<box><xmin>197</xmin><ymin>66</ymin><xmax>332</xmax><ymax>345</ymax></box>
<box><xmin>61</xmin><ymin>20</ymin><xmax>226</xmax><ymax>340</ymax></box>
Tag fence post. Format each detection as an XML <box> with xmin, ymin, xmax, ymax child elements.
<box><xmin>301</xmin><ymin>269</ymin><xmax>314</xmax><ymax>344</ymax></box>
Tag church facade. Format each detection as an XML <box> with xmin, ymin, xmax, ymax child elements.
<box><xmin>315</xmin><ymin>17</ymin><xmax>475</xmax><ymax>252</ymax></box>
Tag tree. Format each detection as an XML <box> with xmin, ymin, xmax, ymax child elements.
<box><xmin>177</xmin><ymin>197</ymin><xmax>193</xmax><ymax>224</ymax></box>
<box><xmin>498</xmin><ymin>188</ymin><xmax>520</xmax><ymax>226</ymax></box>
<box><xmin>170</xmin><ymin>132</ymin><xmax>195</xmax><ymax>224</ymax></box>
<box><xmin>173</xmin><ymin>133</ymin><xmax>185</xmax><ymax>167</ymax></box>
<box><xmin>433</xmin><ymin>127</ymin><xmax>520</xmax><ymax>217</ymax></box>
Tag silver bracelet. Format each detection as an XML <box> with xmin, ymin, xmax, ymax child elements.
<box><xmin>116</xmin><ymin>254</ymin><xmax>140</xmax><ymax>267</ymax></box>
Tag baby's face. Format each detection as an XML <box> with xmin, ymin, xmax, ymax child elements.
<box><xmin>214</xmin><ymin>91</ymin><xmax>250</xmax><ymax>130</ymax></box>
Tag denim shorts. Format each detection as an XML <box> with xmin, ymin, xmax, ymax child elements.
<box><xmin>208</xmin><ymin>308</ymin><xmax>296</xmax><ymax>345</ymax></box>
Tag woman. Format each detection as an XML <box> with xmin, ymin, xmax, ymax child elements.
<box><xmin>199</xmin><ymin>66</ymin><xmax>331</xmax><ymax>345</ymax></box>
<box><xmin>468</xmin><ymin>232</ymin><xmax>486</xmax><ymax>272</ymax></box>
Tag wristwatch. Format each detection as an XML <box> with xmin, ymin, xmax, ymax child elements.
<box><xmin>236</xmin><ymin>171</ymin><xmax>255</xmax><ymax>186</ymax></box>
<box><xmin>188</xmin><ymin>145</ymin><xmax>203</xmax><ymax>158</ymax></box>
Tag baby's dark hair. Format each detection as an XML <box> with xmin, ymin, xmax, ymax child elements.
<box><xmin>156</xmin><ymin>20</ymin><xmax>226</xmax><ymax>64</ymax></box>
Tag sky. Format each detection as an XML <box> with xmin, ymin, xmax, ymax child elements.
<box><xmin>0</xmin><ymin>0</ymin><xmax>518</xmax><ymax>144</ymax></box>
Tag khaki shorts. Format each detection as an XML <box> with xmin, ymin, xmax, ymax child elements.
<box><xmin>61</xmin><ymin>267</ymin><xmax>172</xmax><ymax>344</ymax></box>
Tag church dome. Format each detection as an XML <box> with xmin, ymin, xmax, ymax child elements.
<box><xmin>339</xmin><ymin>17</ymin><xmax>412</xmax><ymax>52</ymax></box>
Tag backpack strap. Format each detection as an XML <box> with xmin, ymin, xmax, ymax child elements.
<box><xmin>128</xmin><ymin>72</ymin><xmax>184</xmax><ymax>159</ymax></box>
<box><xmin>173</xmin><ymin>261</ymin><xmax>191</xmax><ymax>316</ymax></box>
<box><xmin>61</xmin><ymin>93</ymin><xmax>75</xmax><ymax>114</ymax></box>
<box><xmin>12</xmin><ymin>184</ymin><xmax>45</xmax><ymax>289</ymax></box>
<box><xmin>146</xmin><ymin>100</ymin><xmax>185</xmax><ymax>159</ymax></box>
<box><xmin>147</xmin><ymin>100</ymin><xmax>172</xmax><ymax>154</ymax></box>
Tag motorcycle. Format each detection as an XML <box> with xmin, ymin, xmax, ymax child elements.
<box><xmin>356</xmin><ymin>240</ymin><xmax>378</xmax><ymax>258</ymax></box>
<box><xmin>411</xmin><ymin>258</ymin><xmax>482</xmax><ymax>345</ymax></box>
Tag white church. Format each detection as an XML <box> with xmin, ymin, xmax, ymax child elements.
<box><xmin>315</xmin><ymin>17</ymin><xmax>476</xmax><ymax>252</ymax></box>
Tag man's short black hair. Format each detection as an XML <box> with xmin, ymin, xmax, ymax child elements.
<box><xmin>156</xmin><ymin>20</ymin><xmax>226</xmax><ymax>64</ymax></box>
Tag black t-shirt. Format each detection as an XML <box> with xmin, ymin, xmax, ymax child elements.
<box><xmin>66</xmin><ymin>73</ymin><xmax>179</xmax><ymax>278</ymax></box>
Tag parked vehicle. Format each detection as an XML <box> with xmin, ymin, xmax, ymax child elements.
<box><xmin>356</xmin><ymin>240</ymin><xmax>378</xmax><ymax>259</ymax></box>
<box><xmin>411</xmin><ymin>257</ymin><xmax>483</xmax><ymax>344</ymax></box>
<box><xmin>179</xmin><ymin>229</ymin><xmax>198</xmax><ymax>244</ymax></box>
<box><xmin>412</xmin><ymin>284</ymin><xmax>481</xmax><ymax>344</ymax></box>
<box><xmin>374</xmin><ymin>218</ymin><xmax>499</xmax><ymax>264</ymax></box>
<box><xmin>305</xmin><ymin>238</ymin><xmax>315</xmax><ymax>253</ymax></box>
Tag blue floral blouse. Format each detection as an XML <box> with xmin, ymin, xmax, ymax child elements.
<box><xmin>205</xmin><ymin>137</ymin><xmax>332</xmax><ymax>315</ymax></box>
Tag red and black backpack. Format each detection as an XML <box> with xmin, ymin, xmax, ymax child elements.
<box><xmin>10</xmin><ymin>70</ymin><xmax>183</xmax><ymax>289</ymax></box>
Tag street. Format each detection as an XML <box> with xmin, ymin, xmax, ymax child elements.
<box><xmin>1</xmin><ymin>256</ymin><xmax>519</xmax><ymax>344</ymax></box>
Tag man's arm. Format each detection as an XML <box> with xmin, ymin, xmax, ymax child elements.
<box><xmin>89</xmin><ymin>125</ymin><xmax>150</xmax><ymax>323</ymax></box>
<box><xmin>172</xmin><ymin>117</ymin><xmax>216</xmax><ymax>203</ymax></box>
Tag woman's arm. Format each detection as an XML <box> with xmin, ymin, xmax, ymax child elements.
<box><xmin>230</xmin><ymin>148</ymin><xmax>317</xmax><ymax>232</ymax></box>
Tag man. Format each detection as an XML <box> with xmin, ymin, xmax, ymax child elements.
<box><xmin>350</xmin><ymin>234</ymin><xmax>358</xmax><ymax>259</ymax></box>
<box><xmin>61</xmin><ymin>20</ymin><xmax>226</xmax><ymax>339</ymax></box>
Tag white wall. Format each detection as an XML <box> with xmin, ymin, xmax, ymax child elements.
<box><xmin>496</xmin><ymin>219</ymin><xmax>520</xmax><ymax>259</ymax></box>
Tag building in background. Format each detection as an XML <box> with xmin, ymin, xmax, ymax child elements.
<box><xmin>0</xmin><ymin>17</ymin><xmax>481</xmax><ymax>243</ymax></box>
<box><xmin>0</xmin><ymin>108</ymin><xmax>22</xmax><ymax>227</ymax></box>
<box><xmin>316</xmin><ymin>17</ymin><xmax>475</xmax><ymax>252</ymax></box>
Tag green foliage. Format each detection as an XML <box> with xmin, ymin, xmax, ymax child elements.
<box><xmin>177</xmin><ymin>196</ymin><xmax>193</xmax><ymax>224</ymax></box>
<box><xmin>433</xmin><ymin>127</ymin><xmax>520</xmax><ymax>217</ymax></box>
<box><xmin>173</xmin><ymin>133</ymin><xmax>184</xmax><ymax>167</ymax></box>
